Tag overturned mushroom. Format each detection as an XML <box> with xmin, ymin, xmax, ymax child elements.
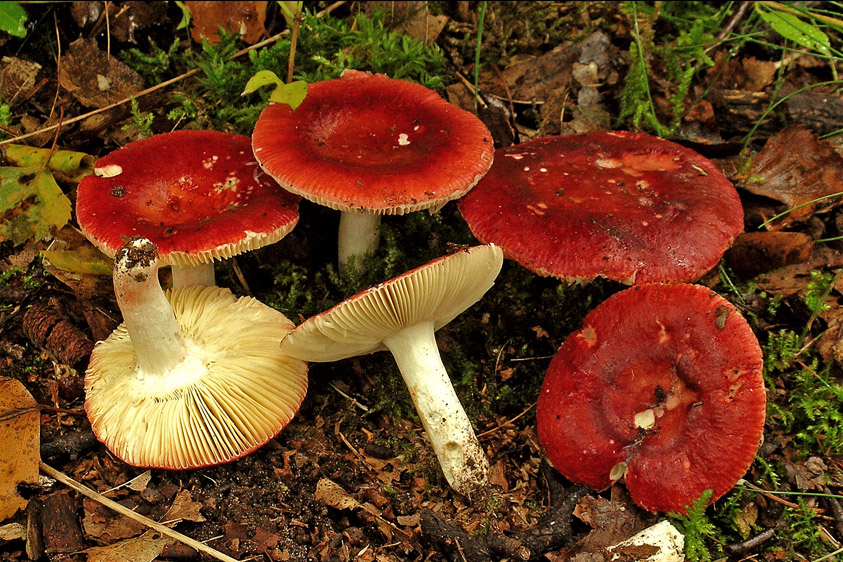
<box><xmin>280</xmin><ymin>244</ymin><xmax>503</xmax><ymax>495</ymax></box>
<box><xmin>84</xmin><ymin>237</ymin><xmax>308</xmax><ymax>469</ymax></box>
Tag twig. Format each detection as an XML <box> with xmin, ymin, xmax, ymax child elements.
<box><xmin>476</xmin><ymin>402</ymin><xmax>535</xmax><ymax>438</ymax></box>
<box><xmin>1</xmin><ymin>1</ymin><xmax>347</xmax><ymax>146</ymax></box>
<box><xmin>723</xmin><ymin>528</ymin><xmax>776</xmax><ymax>556</ymax></box>
<box><xmin>40</xmin><ymin>462</ymin><xmax>242</xmax><ymax>562</ymax></box>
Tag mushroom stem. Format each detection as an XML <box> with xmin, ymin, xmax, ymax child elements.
<box><xmin>171</xmin><ymin>263</ymin><xmax>216</xmax><ymax>288</ymax></box>
<box><xmin>113</xmin><ymin>238</ymin><xmax>187</xmax><ymax>375</ymax></box>
<box><xmin>383</xmin><ymin>320</ymin><xmax>489</xmax><ymax>495</ymax></box>
<box><xmin>337</xmin><ymin>211</ymin><xmax>381</xmax><ymax>273</ymax></box>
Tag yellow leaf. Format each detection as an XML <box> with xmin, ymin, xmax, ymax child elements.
<box><xmin>0</xmin><ymin>377</ymin><xmax>39</xmax><ymax>520</ymax></box>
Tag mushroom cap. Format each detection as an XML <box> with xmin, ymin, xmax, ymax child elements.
<box><xmin>84</xmin><ymin>285</ymin><xmax>308</xmax><ymax>469</ymax></box>
<box><xmin>252</xmin><ymin>70</ymin><xmax>494</xmax><ymax>216</ymax></box>
<box><xmin>76</xmin><ymin>130</ymin><xmax>300</xmax><ymax>268</ymax></box>
<box><xmin>280</xmin><ymin>244</ymin><xmax>503</xmax><ymax>362</ymax></box>
<box><xmin>458</xmin><ymin>131</ymin><xmax>744</xmax><ymax>284</ymax></box>
<box><xmin>536</xmin><ymin>283</ymin><xmax>765</xmax><ymax>514</ymax></box>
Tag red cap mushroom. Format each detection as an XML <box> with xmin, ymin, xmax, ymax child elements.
<box><xmin>76</xmin><ymin>130</ymin><xmax>300</xmax><ymax>287</ymax></box>
<box><xmin>458</xmin><ymin>131</ymin><xmax>744</xmax><ymax>284</ymax></box>
<box><xmin>252</xmin><ymin>70</ymin><xmax>494</xmax><ymax>271</ymax></box>
<box><xmin>84</xmin><ymin>237</ymin><xmax>308</xmax><ymax>469</ymax></box>
<box><xmin>536</xmin><ymin>283</ymin><xmax>765</xmax><ymax>513</ymax></box>
<box><xmin>279</xmin><ymin>244</ymin><xmax>504</xmax><ymax>495</ymax></box>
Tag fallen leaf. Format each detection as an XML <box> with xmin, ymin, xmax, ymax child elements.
<box><xmin>58</xmin><ymin>38</ymin><xmax>144</xmax><ymax>109</ymax></box>
<box><xmin>85</xmin><ymin>529</ymin><xmax>175</xmax><ymax>562</ymax></box>
<box><xmin>741</xmin><ymin>126</ymin><xmax>843</xmax><ymax>228</ymax></box>
<box><xmin>0</xmin><ymin>167</ymin><xmax>72</xmax><ymax>245</ymax></box>
<box><xmin>162</xmin><ymin>490</ymin><xmax>206</xmax><ymax>524</ymax></box>
<box><xmin>315</xmin><ymin>478</ymin><xmax>362</xmax><ymax>511</ymax></box>
<box><xmin>724</xmin><ymin>231</ymin><xmax>813</xmax><ymax>279</ymax></box>
<box><xmin>0</xmin><ymin>377</ymin><xmax>39</xmax><ymax>520</ymax></box>
<box><xmin>187</xmin><ymin>1</ymin><xmax>267</xmax><ymax>45</ymax></box>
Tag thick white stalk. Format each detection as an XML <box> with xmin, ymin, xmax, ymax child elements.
<box><xmin>337</xmin><ymin>210</ymin><xmax>381</xmax><ymax>273</ymax></box>
<box><xmin>113</xmin><ymin>238</ymin><xmax>187</xmax><ymax>376</ymax></box>
<box><xmin>383</xmin><ymin>321</ymin><xmax>489</xmax><ymax>495</ymax></box>
<box><xmin>171</xmin><ymin>262</ymin><xmax>216</xmax><ymax>288</ymax></box>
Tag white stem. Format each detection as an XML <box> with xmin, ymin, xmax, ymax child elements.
<box><xmin>383</xmin><ymin>321</ymin><xmax>489</xmax><ymax>496</ymax></box>
<box><xmin>337</xmin><ymin>210</ymin><xmax>381</xmax><ymax>273</ymax></box>
<box><xmin>171</xmin><ymin>263</ymin><xmax>216</xmax><ymax>288</ymax></box>
<box><xmin>113</xmin><ymin>238</ymin><xmax>187</xmax><ymax>375</ymax></box>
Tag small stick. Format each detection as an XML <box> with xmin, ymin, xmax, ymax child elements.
<box><xmin>39</xmin><ymin>462</ymin><xmax>241</xmax><ymax>562</ymax></box>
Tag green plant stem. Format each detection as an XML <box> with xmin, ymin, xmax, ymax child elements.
<box><xmin>758</xmin><ymin>191</ymin><xmax>843</xmax><ymax>229</ymax></box>
<box><xmin>474</xmin><ymin>1</ymin><xmax>487</xmax><ymax>114</ymax></box>
<box><xmin>631</xmin><ymin>2</ymin><xmax>664</xmax><ymax>136</ymax></box>
<box><xmin>287</xmin><ymin>2</ymin><xmax>303</xmax><ymax>83</ymax></box>
<box><xmin>741</xmin><ymin>79</ymin><xmax>843</xmax><ymax>157</ymax></box>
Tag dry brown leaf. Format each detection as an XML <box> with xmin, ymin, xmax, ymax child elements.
<box><xmin>741</xmin><ymin>126</ymin><xmax>843</xmax><ymax>228</ymax></box>
<box><xmin>82</xmin><ymin>497</ymin><xmax>147</xmax><ymax>542</ymax></box>
<box><xmin>58</xmin><ymin>38</ymin><xmax>144</xmax><ymax>109</ymax></box>
<box><xmin>0</xmin><ymin>377</ymin><xmax>39</xmax><ymax>521</ymax></box>
<box><xmin>85</xmin><ymin>529</ymin><xmax>175</xmax><ymax>562</ymax></box>
<box><xmin>162</xmin><ymin>490</ymin><xmax>206</xmax><ymax>524</ymax></box>
<box><xmin>187</xmin><ymin>1</ymin><xmax>267</xmax><ymax>45</ymax></box>
<box><xmin>724</xmin><ymin>231</ymin><xmax>813</xmax><ymax>279</ymax></box>
<box><xmin>315</xmin><ymin>478</ymin><xmax>362</xmax><ymax>511</ymax></box>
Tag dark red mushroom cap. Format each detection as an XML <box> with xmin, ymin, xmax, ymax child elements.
<box><xmin>252</xmin><ymin>70</ymin><xmax>494</xmax><ymax>215</ymax></box>
<box><xmin>458</xmin><ymin>131</ymin><xmax>744</xmax><ymax>284</ymax></box>
<box><xmin>536</xmin><ymin>283</ymin><xmax>765</xmax><ymax>514</ymax></box>
<box><xmin>76</xmin><ymin>130</ymin><xmax>300</xmax><ymax>267</ymax></box>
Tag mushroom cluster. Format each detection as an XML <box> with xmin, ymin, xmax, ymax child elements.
<box><xmin>73</xmin><ymin>69</ymin><xmax>758</xmax><ymax>519</ymax></box>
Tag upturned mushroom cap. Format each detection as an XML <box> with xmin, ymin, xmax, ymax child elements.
<box><xmin>280</xmin><ymin>244</ymin><xmax>503</xmax><ymax>361</ymax></box>
<box><xmin>76</xmin><ymin>130</ymin><xmax>300</xmax><ymax>269</ymax></box>
<box><xmin>458</xmin><ymin>131</ymin><xmax>744</xmax><ymax>284</ymax></box>
<box><xmin>536</xmin><ymin>283</ymin><xmax>765</xmax><ymax>514</ymax></box>
<box><xmin>252</xmin><ymin>70</ymin><xmax>494</xmax><ymax>216</ymax></box>
<box><xmin>85</xmin><ymin>238</ymin><xmax>308</xmax><ymax>469</ymax></box>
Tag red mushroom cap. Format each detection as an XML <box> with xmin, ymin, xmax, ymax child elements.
<box><xmin>76</xmin><ymin>130</ymin><xmax>300</xmax><ymax>267</ymax></box>
<box><xmin>536</xmin><ymin>283</ymin><xmax>765</xmax><ymax>514</ymax></box>
<box><xmin>458</xmin><ymin>131</ymin><xmax>744</xmax><ymax>284</ymax></box>
<box><xmin>252</xmin><ymin>70</ymin><xmax>494</xmax><ymax>215</ymax></box>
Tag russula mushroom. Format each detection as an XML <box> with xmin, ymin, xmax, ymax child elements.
<box><xmin>76</xmin><ymin>130</ymin><xmax>300</xmax><ymax>287</ymax></box>
<box><xmin>252</xmin><ymin>69</ymin><xmax>494</xmax><ymax>271</ymax></box>
<box><xmin>84</xmin><ymin>237</ymin><xmax>308</xmax><ymax>469</ymax></box>
<box><xmin>536</xmin><ymin>283</ymin><xmax>765</xmax><ymax>514</ymax></box>
<box><xmin>279</xmin><ymin>244</ymin><xmax>504</xmax><ymax>495</ymax></box>
<box><xmin>458</xmin><ymin>131</ymin><xmax>744</xmax><ymax>284</ymax></box>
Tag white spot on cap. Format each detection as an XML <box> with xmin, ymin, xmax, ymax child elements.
<box><xmin>596</xmin><ymin>158</ymin><xmax>621</xmax><ymax>168</ymax></box>
<box><xmin>504</xmin><ymin>154</ymin><xmax>525</xmax><ymax>160</ymax></box>
<box><xmin>540</xmin><ymin>168</ymin><xmax>548</xmax><ymax>172</ymax></box>
<box><xmin>634</xmin><ymin>409</ymin><xmax>656</xmax><ymax>429</ymax></box>
<box><xmin>203</xmin><ymin>155</ymin><xmax>219</xmax><ymax>170</ymax></box>
<box><xmin>95</xmin><ymin>164</ymin><xmax>123</xmax><ymax>178</ymax></box>
<box><xmin>524</xmin><ymin>166</ymin><xmax>530</xmax><ymax>171</ymax></box>
<box><xmin>397</xmin><ymin>133</ymin><xmax>410</xmax><ymax>146</ymax></box>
